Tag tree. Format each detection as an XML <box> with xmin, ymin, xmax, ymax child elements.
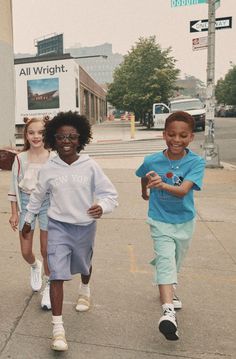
<box><xmin>107</xmin><ymin>36</ymin><xmax>179</xmax><ymax>120</ymax></box>
<box><xmin>215</xmin><ymin>65</ymin><xmax>236</xmax><ymax>105</ymax></box>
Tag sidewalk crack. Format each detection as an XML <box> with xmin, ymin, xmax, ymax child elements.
<box><xmin>0</xmin><ymin>293</ymin><xmax>34</xmax><ymax>355</ymax></box>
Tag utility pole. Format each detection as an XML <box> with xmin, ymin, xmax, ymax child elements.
<box><xmin>202</xmin><ymin>0</ymin><xmax>222</xmax><ymax>168</ymax></box>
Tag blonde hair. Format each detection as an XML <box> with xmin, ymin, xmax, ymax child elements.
<box><xmin>22</xmin><ymin>116</ymin><xmax>49</xmax><ymax>151</ymax></box>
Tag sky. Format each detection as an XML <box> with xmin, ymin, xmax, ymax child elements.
<box><xmin>12</xmin><ymin>0</ymin><xmax>236</xmax><ymax>84</ymax></box>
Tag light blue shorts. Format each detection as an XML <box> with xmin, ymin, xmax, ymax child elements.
<box><xmin>47</xmin><ymin>218</ymin><xmax>96</xmax><ymax>281</ymax></box>
<box><xmin>147</xmin><ymin>217</ymin><xmax>195</xmax><ymax>285</ymax></box>
<box><xmin>19</xmin><ymin>191</ymin><xmax>49</xmax><ymax>231</ymax></box>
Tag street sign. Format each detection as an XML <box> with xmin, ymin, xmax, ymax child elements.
<box><xmin>171</xmin><ymin>0</ymin><xmax>206</xmax><ymax>7</ymax></box>
<box><xmin>190</xmin><ymin>16</ymin><xmax>232</xmax><ymax>32</ymax></box>
<box><xmin>192</xmin><ymin>36</ymin><xmax>208</xmax><ymax>50</ymax></box>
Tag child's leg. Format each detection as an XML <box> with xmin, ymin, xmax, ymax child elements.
<box><xmin>76</xmin><ymin>266</ymin><xmax>92</xmax><ymax>312</ymax></box>
<box><xmin>50</xmin><ymin>280</ymin><xmax>63</xmax><ymax>315</ymax></box>
<box><xmin>50</xmin><ymin>280</ymin><xmax>68</xmax><ymax>351</ymax></box>
<box><xmin>40</xmin><ymin>230</ymin><xmax>51</xmax><ymax>310</ymax></box>
<box><xmin>19</xmin><ymin>230</ymin><xmax>42</xmax><ymax>291</ymax></box>
<box><xmin>81</xmin><ymin>265</ymin><xmax>92</xmax><ymax>285</ymax></box>
<box><xmin>39</xmin><ymin>229</ymin><xmax>49</xmax><ymax>276</ymax></box>
<box><xmin>159</xmin><ymin>284</ymin><xmax>174</xmax><ymax>305</ymax></box>
<box><xmin>175</xmin><ymin>221</ymin><xmax>194</xmax><ymax>273</ymax></box>
<box><xmin>19</xmin><ymin>230</ymin><xmax>35</xmax><ymax>264</ymax></box>
<box><xmin>149</xmin><ymin>223</ymin><xmax>179</xmax><ymax>340</ymax></box>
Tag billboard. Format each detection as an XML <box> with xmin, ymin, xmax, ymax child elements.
<box><xmin>15</xmin><ymin>59</ymin><xmax>80</xmax><ymax>124</ymax></box>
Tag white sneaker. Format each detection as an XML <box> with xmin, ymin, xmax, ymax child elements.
<box><xmin>173</xmin><ymin>293</ymin><xmax>182</xmax><ymax>310</ymax></box>
<box><xmin>41</xmin><ymin>281</ymin><xmax>51</xmax><ymax>310</ymax></box>
<box><xmin>75</xmin><ymin>294</ymin><xmax>90</xmax><ymax>312</ymax></box>
<box><xmin>51</xmin><ymin>332</ymin><xmax>68</xmax><ymax>351</ymax></box>
<box><xmin>159</xmin><ymin>306</ymin><xmax>179</xmax><ymax>341</ymax></box>
<box><xmin>30</xmin><ymin>260</ymin><xmax>42</xmax><ymax>291</ymax></box>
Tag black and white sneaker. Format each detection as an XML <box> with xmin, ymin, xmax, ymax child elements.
<box><xmin>173</xmin><ymin>293</ymin><xmax>182</xmax><ymax>310</ymax></box>
<box><xmin>158</xmin><ymin>306</ymin><xmax>179</xmax><ymax>341</ymax></box>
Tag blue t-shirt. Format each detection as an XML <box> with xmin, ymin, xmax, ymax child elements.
<box><xmin>135</xmin><ymin>149</ymin><xmax>205</xmax><ymax>224</ymax></box>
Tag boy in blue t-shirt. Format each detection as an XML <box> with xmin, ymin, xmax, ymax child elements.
<box><xmin>136</xmin><ymin>111</ymin><xmax>205</xmax><ymax>341</ymax></box>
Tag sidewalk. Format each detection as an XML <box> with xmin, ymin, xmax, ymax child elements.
<box><xmin>0</xmin><ymin>120</ymin><xmax>235</xmax><ymax>358</ymax></box>
<box><xmin>91</xmin><ymin>118</ymin><xmax>163</xmax><ymax>143</ymax></box>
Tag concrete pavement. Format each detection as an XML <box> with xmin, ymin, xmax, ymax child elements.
<box><xmin>0</xmin><ymin>119</ymin><xmax>236</xmax><ymax>358</ymax></box>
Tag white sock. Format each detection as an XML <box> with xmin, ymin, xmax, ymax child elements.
<box><xmin>52</xmin><ymin>315</ymin><xmax>65</xmax><ymax>336</ymax></box>
<box><xmin>79</xmin><ymin>283</ymin><xmax>90</xmax><ymax>297</ymax></box>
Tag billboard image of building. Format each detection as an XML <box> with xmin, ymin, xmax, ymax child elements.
<box><xmin>27</xmin><ymin>78</ymin><xmax>59</xmax><ymax>110</ymax></box>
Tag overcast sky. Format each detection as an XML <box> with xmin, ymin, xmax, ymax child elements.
<box><xmin>12</xmin><ymin>0</ymin><xmax>236</xmax><ymax>83</ymax></box>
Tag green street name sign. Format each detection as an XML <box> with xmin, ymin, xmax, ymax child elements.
<box><xmin>171</xmin><ymin>0</ymin><xmax>206</xmax><ymax>7</ymax></box>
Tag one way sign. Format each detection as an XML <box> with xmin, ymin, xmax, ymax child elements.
<box><xmin>190</xmin><ymin>16</ymin><xmax>232</xmax><ymax>32</ymax></box>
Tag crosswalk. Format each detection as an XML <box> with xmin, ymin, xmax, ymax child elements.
<box><xmin>82</xmin><ymin>139</ymin><xmax>166</xmax><ymax>157</ymax></box>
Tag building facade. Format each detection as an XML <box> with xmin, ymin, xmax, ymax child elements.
<box><xmin>66</xmin><ymin>43</ymin><xmax>123</xmax><ymax>84</ymax></box>
<box><xmin>0</xmin><ymin>0</ymin><xmax>15</xmax><ymax>147</ymax></box>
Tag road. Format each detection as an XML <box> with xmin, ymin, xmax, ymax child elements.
<box><xmin>191</xmin><ymin>117</ymin><xmax>236</xmax><ymax>165</ymax></box>
<box><xmin>85</xmin><ymin>117</ymin><xmax>236</xmax><ymax>166</ymax></box>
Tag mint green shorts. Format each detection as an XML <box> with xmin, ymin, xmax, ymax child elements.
<box><xmin>147</xmin><ymin>217</ymin><xmax>195</xmax><ymax>285</ymax></box>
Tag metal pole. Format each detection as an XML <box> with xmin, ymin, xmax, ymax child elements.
<box><xmin>130</xmin><ymin>113</ymin><xmax>135</xmax><ymax>139</ymax></box>
<box><xmin>202</xmin><ymin>0</ymin><xmax>222</xmax><ymax>167</ymax></box>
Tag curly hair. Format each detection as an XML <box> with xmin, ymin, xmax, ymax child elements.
<box><xmin>44</xmin><ymin>111</ymin><xmax>93</xmax><ymax>152</ymax></box>
<box><xmin>165</xmin><ymin>111</ymin><xmax>195</xmax><ymax>132</ymax></box>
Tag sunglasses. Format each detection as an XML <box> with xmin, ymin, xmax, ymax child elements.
<box><xmin>54</xmin><ymin>133</ymin><xmax>80</xmax><ymax>142</ymax></box>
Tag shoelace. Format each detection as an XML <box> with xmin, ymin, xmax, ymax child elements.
<box><xmin>163</xmin><ymin>307</ymin><xmax>176</xmax><ymax>319</ymax></box>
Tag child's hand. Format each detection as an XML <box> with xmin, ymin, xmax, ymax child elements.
<box><xmin>9</xmin><ymin>214</ymin><xmax>19</xmax><ymax>231</ymax></box>
<box><xmin>146</xmin><ymin>171</ymin><xmax>165</xmax><ymax>189</ymax></box>
<box><xmin>22</xmin><ymin>223</ymin><xmax>31</xmax><ymax>238</ymax></box>
<box><xmin>87</xmin><ymin>204</ymin><xmax>103</xmax><ymax>219</ymax></box>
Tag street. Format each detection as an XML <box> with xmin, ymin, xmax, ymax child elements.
<box><xmin>191</xmin><ymin>117</ymin><xmax>236</xmax><ymax>166</ymax></box>
<box><xmin>86</xmin><ymin>117</ymin><xmax>236</xmax><ymax>166</ymax></box>
<box><xmin>0</xmin><ymin>118</ymin><xmax>236</xmax><ymax>358</ymax></box>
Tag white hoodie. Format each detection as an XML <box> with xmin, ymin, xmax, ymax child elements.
<box><xmin>25</xmin><ymin>154</ymin><xmax>118</xmax><ymax>225</ymax></box>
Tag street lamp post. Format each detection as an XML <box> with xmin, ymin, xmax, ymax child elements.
<box><xmin>202</xmin><ymin>0</ymin><xmax>222</xmax><ymax>168</ymax></box>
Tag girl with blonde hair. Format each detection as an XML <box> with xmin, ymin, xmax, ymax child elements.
<box><xmin>8</xmin><ymin>116</ymin><xmax>54</xmax><ymax>310</ymax></box>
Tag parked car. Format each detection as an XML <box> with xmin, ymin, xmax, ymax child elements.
<box><xmin>215</xmin><ymin>105</ymin><xmax>236</xmax><ymax>117</ymax></box>
<box><xmin>150</xmin><ymin>98</ymin><xmax>205</xmax><ymax>131</ymax></box>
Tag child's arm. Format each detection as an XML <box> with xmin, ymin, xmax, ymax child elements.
<box><xmin>9</xmin><ymin>201</ymin><xmax>19</xmax><ymax>231</ymax></box>
<box><xmin>146</xmin><ymin>171</ymin><xmax>193</xmax><ymax>198</ymax></box>
<box><xmin>22</xmin><ymin>170</ymin><xmax>49</xmax><ymax>238</ymax></box>
<box><xmin>141</xmin><ymin>176</ymin><xmax>149</xmax><ymax>200</ymax></box>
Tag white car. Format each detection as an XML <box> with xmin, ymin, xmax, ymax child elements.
<box><xmin>151</xmin><ymin>98</ymin><xmax>206</xmax><ymax>131</ymax></box>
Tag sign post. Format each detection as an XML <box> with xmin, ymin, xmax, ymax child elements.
<box><xmin>130</xmin><ymin>113</ymin><xmax>136</xmax><ymax>139</ymax></box>
<box><xmin>202</xmin><ymin>0</ymin><xmax>222</xmax><ymax>167</ymax></box>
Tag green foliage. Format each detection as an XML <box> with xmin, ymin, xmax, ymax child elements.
<box><xmin>107</xmin><ymin>36</ymin><xmax>180</xmax><ymax>119</ymax></box>
<box><xmin>215</xmin><ymin>66</ymin><xmax>236</xmax><ymax>105</ymax></box>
